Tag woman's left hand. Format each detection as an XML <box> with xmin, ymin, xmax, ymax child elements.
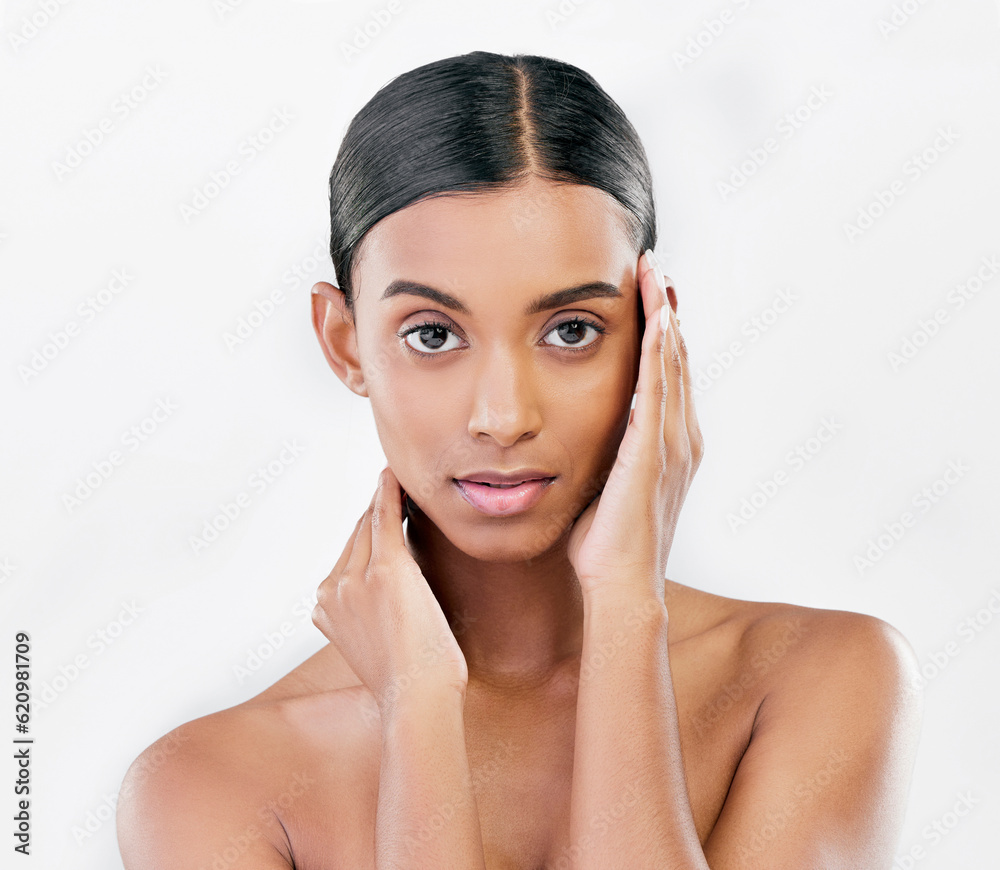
<box><xmin>566</xmin><ymin>249</ymin><xmax>704</xmax><ymax>601</ymax></box>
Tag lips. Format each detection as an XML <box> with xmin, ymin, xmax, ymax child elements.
<box><xmin>453</xmin><ymin>472</ymin><xmax>555</xmax><ymax>516</ymax></box>
<box><xmin>472</xmin><ymin>481</ymin><xmax>526</xmax><ymax>488</ymax></box>
<box><xmin>456</xmin><ymin>469</ymin><xmax>555</xmax><ymax>485</ymax></box>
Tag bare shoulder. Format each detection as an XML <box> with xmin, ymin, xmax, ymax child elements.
<box><xmin>745</xmin><ymin>598</ymin><xmax>925</xmax><ymax>774</ymax></box>
<box><xmin>667</xmin><ymin>578</ymin><xmax>922</xmax><ymax>701</ymax></box>
<box><xmin>116</xmin><ymin>705</ymin><xmax>293</xmax><ymax>869</ymax></box>
<box><xmin>741</xmin><ymin>596</ymin><xmax>923</xmax><ymax>707</ymax></box>
<box><xmin>116</xmin><ymin>685</ymin><xmax>377</xmax><ymax>870</ymax></box>
<box><xmin>672</xmin><ymin>581</ymin><xmax>925</xmax><ymax>866</ymax></box>
<box><xmin>667</xmin><ymin>578</ymin><xmax>924</xmax><ymax>759</ymax></box>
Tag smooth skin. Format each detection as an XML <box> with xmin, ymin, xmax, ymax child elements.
<box><xmin>117</xmin><ymin>176</ymin><xmax>923</xmax><ymax>870</ymax></box>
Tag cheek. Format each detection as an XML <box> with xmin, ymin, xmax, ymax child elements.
<box><xmin>365</xmin><ymin>363</ymin><xmax>462</xmax><ymax>500</ymax></box>
<box><xmin>557</xmin><ymin>363</ymin><xmax>634</xmax><ymax>462</ymax></box>
<box><xmin>367</xmin><ymin>364</ymin><xmax>431</xmax><ymax>450</ymax></box>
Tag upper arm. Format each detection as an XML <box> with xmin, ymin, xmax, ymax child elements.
<box><xmin>703</xmin><ymin>612</ymin><xmax>924</xmax><ymax>870</ymax></box>
<box><xmin>116</xmin><ymin>724</ymin><xmax>294</xmax><ymax>870</ymax></box>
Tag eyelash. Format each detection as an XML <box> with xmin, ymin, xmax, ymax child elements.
<box><xmin>397</xmin><ymin>316</ymin><xmax>607</xmax><ymax>358</ymax></box>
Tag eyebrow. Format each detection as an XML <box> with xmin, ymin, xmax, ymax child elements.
<box><xmin>380</xmin><ymin>279</ymin><xmax>623</xmax><ymax>317</ymax></box>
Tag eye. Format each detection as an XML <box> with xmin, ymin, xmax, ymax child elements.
<box><xmin>399</xmin><ymin>320</ymin><xmax>464</xmax><ymax>355</ymax></box>
<box><xmin>543</xmin><ymin>316</ymin><xmax>605</xmax><ymax>351</ymax></box>
<box><xmin>397</xmin><ymin>315</ymin><xmax>606</xmax><ymax>358</ymax></box>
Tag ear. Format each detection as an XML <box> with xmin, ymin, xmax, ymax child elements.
<box><xmin>311</xmin><ymin>281</ymin><xmax>368</xmax><ymax>398</ymax></box>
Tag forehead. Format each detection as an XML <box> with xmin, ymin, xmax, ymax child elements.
<box><xmin>353</xmin><ymin>178</ymin><xmax>636</xmax><ymax>309</ymax></box>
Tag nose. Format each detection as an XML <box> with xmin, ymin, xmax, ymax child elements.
<box><xmin>467</xmin><ymin>352</ymin><xmax>542</xmax><ymax>447</ymax></box>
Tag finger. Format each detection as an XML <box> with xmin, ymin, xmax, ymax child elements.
<box><xmin>637</xmin><ymin>248</ymin><xmax>667</xmax><ymax>335</ymax></box>
<box><xmin>669</xmin><ymin>308</ymin><xmax>704</xmax><ymax>468</ymax></box>
<box><xmin>325</xmin><ymin>512</ymin><xmax>365</xmax><ymax>581</ymax></box>
<box><xmin>342</xmin><ymin>478</ymin><xmax>379</xmax><ymax>580</ymax></box>
<box><xmin>370</xmin><ymin>465</ymin><xmax>408</xmax><ymax>564</ymax></box>
<box><xmin>628</xmin><ymin>251</ymin><xmax>669</xmax><ymax>463</ymax></box>
<box><xmin>627</xmin><ymin>248</ymin><xmax>658</xmax><ymax>425</ymax></box>
<box><xmin>314</xmin><ymin>508</ymin><xmax>368</xmax><ymax>633</ymax></box>
<box><xmin>662</xmin><ymin>304</ymin><xmax>687</xmax><ymax>456</ymax></box>
<box><xmin>628</xmin><ymin>250</ymin><xmax>658</xmax><ymax>428</ymax></box>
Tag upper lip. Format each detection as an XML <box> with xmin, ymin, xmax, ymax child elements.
<box><xmin>455</xmin><ymin>469</ymin><xmax>556</xmax><ymax>485</ymax></box>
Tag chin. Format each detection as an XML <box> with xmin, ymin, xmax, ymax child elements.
<box><xmin>453</xmin><ymin>531</ymin><xmax>566</xmax><ymax>565</ymax></box>
<box><xmin>414</xmin><ymin>498</ymin><xmax>571</xmax><ymax>564</ymax></box>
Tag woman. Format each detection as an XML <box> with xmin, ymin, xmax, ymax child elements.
<box><xmin>117</xmin><ymin>51</ymin><xmax>923</xmax><ymax>869</ymax></box>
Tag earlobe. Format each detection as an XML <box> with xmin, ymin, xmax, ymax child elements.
<box><xmin>310</xmin><ymin>281</ymin><xmax>369</xmax><ymax>398</ymax></box>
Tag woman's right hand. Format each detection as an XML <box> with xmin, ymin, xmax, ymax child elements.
<box><xmin>311</xmin><ymin>465</ymin><xmax>469</xmax><ymax>711</ymax></box>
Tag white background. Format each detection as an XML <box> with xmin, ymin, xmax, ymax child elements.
<box><xmin>1</xmin><ymin>0</ymin><xmax>998</xmax><ymax>867</ymax></box>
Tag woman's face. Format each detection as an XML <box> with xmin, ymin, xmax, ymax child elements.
<box><xmin>334</xmin><ymin>176</ymin><xmax>643</xmax><ymax>563</ymax></box>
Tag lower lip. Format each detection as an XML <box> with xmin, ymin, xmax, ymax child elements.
<box><xmin>453</xmin><ymin>477</ymin><xmax>555</xmax><ymax>516</ymax></box>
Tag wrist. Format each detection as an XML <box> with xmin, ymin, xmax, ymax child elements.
<box><xmin>582</xmin><ymin>586</ymin><xmax>668</xmax><ymax>640</ymax></box>
<box><xmin>378</xmin><ymin>679</ymin><xmax>467</xmax><ymax>723</ymax></box>
<box><xmin>582</xmin><ymin>583</ymin><xmax>668</xmax><ymax>619</ymax></box>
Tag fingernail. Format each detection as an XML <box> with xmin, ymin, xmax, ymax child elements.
<box><xmin>645</xmin><ymin>250</ymin><xmax>666</xmax><ymax>294</ymax></box>
<box><xmin>660</xmin><ymin>302</ymin><xmax>671</xmax><ymax>333</ymax></box>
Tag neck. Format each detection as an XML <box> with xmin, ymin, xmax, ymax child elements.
<box><xmin>403</xmin><ymin>506</ymin><xmax>585</xmax><ymax>694</ymax></box>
